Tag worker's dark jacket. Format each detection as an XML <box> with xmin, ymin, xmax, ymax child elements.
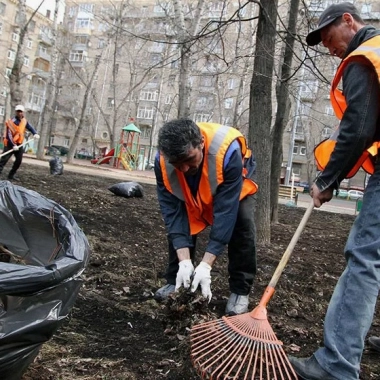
<box><xmin>315</xmin><ymin>26</ymin><xmax>380</xmax><ymax>191</ymax></box>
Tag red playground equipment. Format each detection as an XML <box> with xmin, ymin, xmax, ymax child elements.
<box><xmin>91</xmin><ymin>123</ymin><xmax>141</xmax><ymax>170</ymax></box>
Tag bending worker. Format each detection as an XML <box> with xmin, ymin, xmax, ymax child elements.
<box><xmin>0</xmin><ymin>104</ymin><xmax>40</xmax><ymax>181</ymax></box>
<box><xmin>154</xmin><ymin>118</ymin><xmax>258</xmax><ymax>316</ymax></box>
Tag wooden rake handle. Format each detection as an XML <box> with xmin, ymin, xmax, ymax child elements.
<box><xmin>268</xmin><ymin>199</ymin><xmax>314</xmax><ymax>289</ymax></box>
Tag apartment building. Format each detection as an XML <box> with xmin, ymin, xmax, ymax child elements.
<box><xmin>52</xmin><ymin>0</ymin><xmax>258</xmax><ymax>164</ymax></box>
<box><xmin>0</xmin><ymin>0</ymin><xmax>54</xmax><ymax>134</ymax></box>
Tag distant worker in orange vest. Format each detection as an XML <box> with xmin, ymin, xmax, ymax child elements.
<box><xmin>154</xmin><ymin>119</ymin><xmax>258</xmax><ymax>316</ymax></box>
<box><xmin>0</xmin><ymin>104</ymin><xmax>40</xmax><ymax>181</ymax></box>
<box><xmin>288</xmin><ymin>3</ymin><xmax>380</xmax><ymax>380</ymax></box>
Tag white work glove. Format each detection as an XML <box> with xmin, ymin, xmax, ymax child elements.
<box><xmin>175</xmin><ymin>259</ymin><xmax>194</xmax><ymax>290</ymax></box>
<box><xmin>33</xmin><ymin>134</ymin><xmax>40</xmax><ymax>139</ymax></box>
<box><xmin>191</xmin><ymin>262</ymin><xmax>212</xmax><ymax>301</ymax></box>
<box><xmin>12</xmin><ymin>145</ymin><xmax>19</xmax><ymax>151</ymax></box>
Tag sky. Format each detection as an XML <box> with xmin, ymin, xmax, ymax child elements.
<box><xmin>26</xmin><ymin>0</ymin><xmax>66</xmax><ymax>23</ymax></box>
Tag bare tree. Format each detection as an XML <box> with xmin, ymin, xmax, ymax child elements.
<box><xmin>36</xmin><ymin>0</ymin><xmax>60</xmax><ymax>159</ymax></box>
<box><xmin>248</xmin><ymin>0</ymin><xmax>278</xmax><ymax>245</ymax></box>
<box><xmin>9</xmin><ymin>0</ymin><xmax>44</xmax><ymax>109</ymax></box>
<box><xmin>270</xmin><ymin>0</ymin><xmax>301</xmax><ymax>223</ymax></box>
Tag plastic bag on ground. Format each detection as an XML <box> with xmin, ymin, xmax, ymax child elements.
<box><xmin>108</xmin><ymin>181</ymin><xmax>144</xmax><ymax>198</ymax></box>
<box><xmin>49</xmin><ymin>156</ymin><xmax>64</xmax><ymax>175</ymax></box>
<box><xmin>0</xmin><ymin>181</ymin><xmax>90</xmax><ymax>380</ymax></box>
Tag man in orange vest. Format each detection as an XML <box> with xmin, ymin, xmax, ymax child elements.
<box><xmin>0</xmin><ymin>104</ymin><xmax>40</xmax><ymax>180</ymax></box>
<box><xmin>289</xmin><ymin>3</ymin><xmax>380</xmax><ymax>380</ymax></box>
<box><xmin>154</xmin><ymin>119</ymin><xmax>258</xmax><ymax>316</ymax></box>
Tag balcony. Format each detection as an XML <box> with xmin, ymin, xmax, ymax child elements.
<box><xmin>33</xmin><ymin>69</ymin><xmax>50</xmax><ymax>79</ymax></box>
<box><xmin>294</xmin><ymin>133</ymin><xmax>305</xmax><ymax>141</ymax></box>
<box><xmin>38</xmin><ymin>33</ymin><xmax>52</xmax><ymax>46</ymax></box>
<box><xmin>25</xmin><ymin>102</ymin><xmax>43</xmax><ymax>112</ymax></box>
<box><xmin>36</xmin><ymin>49</ymin><xmax>51</xmax><ymax>62</ymax></box>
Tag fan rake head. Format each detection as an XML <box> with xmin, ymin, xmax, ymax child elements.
<box><xmin>190</xmin><ymin>309</ymin><xmax>297</xmax><ymax>380</ymax></box>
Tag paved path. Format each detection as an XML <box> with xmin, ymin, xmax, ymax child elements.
<box><xmin>23</xmin><ymin>155</ymin><xmax>357</xmax><ymax>216</ymax></box>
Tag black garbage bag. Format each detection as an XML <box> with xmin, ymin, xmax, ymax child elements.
<box><xmin>49</xmin><ymin>156</ymin><xmax>64</xmax><ymax>175</ymax></box>
<box><xmin>0</xmin><ymin>181</ymin><xmax>90</xmax><ymax>380</ymax></box>
<box><xmin>108</xmin><ymin>181</ymin><xmax>144</xmax><ymax>198</ymax></box>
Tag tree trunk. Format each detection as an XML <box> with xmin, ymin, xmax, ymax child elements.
<box><xmin>66</xmin><ymin>56</ymin><xmax>101</xmax><ymax>163</ymax></box>
<box><xmin>271</xmin><ymin>0</ymin><xmax>300</xmax><ymax>222</ymax></box>
<box><xmin>248</xmin><ymin>0</ymin><xmax>278</xmax><ymax>245</ymax></box>
<box><xmin>36</xmin><ymin>0</ymin><xmax>60</xmax><ymax>159</ymax></box>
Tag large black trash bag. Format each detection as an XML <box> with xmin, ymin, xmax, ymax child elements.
<box><xmin>49</xmin><ymin>156</ymin><xmax>64</xmax><ymax>175</ymax></box>
<box><xmin>0</xmin><ymin>181</ymin><xmax>90</xmax><ymax>380</ymax></box>
<box><xmin>108</xmin><ymin>181</ymin><xmax>144</xmax><ymax>198</ymax></box>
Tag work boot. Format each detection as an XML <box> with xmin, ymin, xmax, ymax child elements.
<box><xmin>7</xmin><ymin>175</ymin><xmax>20</xmax><ymax>182</ymax></box>
<box><xmin>225</xmin><ymin>293</ymin><xmax>249</xmax><ymax>316</ymax></box>
<box><xmin>154</xmin><ymin>284</ymin><xmax>175</xmax><ymax>301</ymax></box>
<box><xmin>288</xmin><ymin>355</ymin><xmax>338</xmax><ymax>380</ymax></box>
<box><xmin>368</xmin><ymin>336</ymin><xmax>380</xmax><ymax>353</ymax></box>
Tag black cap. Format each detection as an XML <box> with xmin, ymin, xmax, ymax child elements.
<box><xmin>306</xmin><ymin>2</ymin><xmax>359</xmax><ymax>46</ymax></box>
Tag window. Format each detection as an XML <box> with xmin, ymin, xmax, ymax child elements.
<box><xmin>76</xmin><ymin>18</ymin><xmax>92</xmax><ymax>29</ymax></box>
<box><xmin>26</xmin><ymin>39</ymin><xmax>32</xmax><ymax>49</ymax></box>
<box><xmin>0</xmin><ymin>22</ymin><xmax>3</xmax><ymax>34</ymax></box>
<box><xmin>69</xmin><ymin>50</ymin><xmax>86</xmax><ymax>62</ymax></box>
<box><xmin>28</xmin><ymin>93</ymin><xmax>44</xmax><ymax>107</ymax></box>
<box><xmin>168</xmin><ymin>75</ymin><xmax>176</xmax><ymax>85</ymax></box>
<box><xmin>300</xmin><ymin>102</ymin><xmax>311</xmax><ymax>117</ymax></box>
<box><xmin>201</xmin><ymin>76</ymin><xmax>214</xmax><ymax>87</ymax></box>
<box><xmin>227</xmin><ymin>79</ymin><xmax>235</xmax><ymax>90</ymax></box>
<box><xmin>7</xmin><ymin>50</ymin><xmax>15</xmax><ymax>61</ymax></box>
<box><xmin>150</xmin><ymin>54</ymin><xmax>161</xmax><ymax>65</ymax></box>
<box><xmin>300</xmin><ymin>80</ymin><xmax>318</xmax><ymax>98</ymax></box>
<box><xmin>12</xmin><ymin>32</ymin><xmax>19</xmax><ymax>42</ymax></box>
<box><xmin>137</xmin><ymin>106</ymin><xmax>154</xmax><ymax>119</ymax></box>
<box><xmin>0</xmin><ymin>2</ymin><xmax>6</xmax><ymax>15</ymax></box>
<box><xmin>165</xmin><ymin>94</ymin><xmax>172</xmax><ymax>104</ymax></box>
<box><xmin>194</xmin><ymin>113</ymin><xmax>211</xmax><ymax>122</ymax></box>
<box><xmin>5</xmin><ymin>68</ymin><xmax>11</xmax><ymax>77</ymax></box>
<box><xmin>107</xmin><ymin>98</ymin><xmax>114</xmax><ymax>108</ymax></box>
<box><xmin>325</xmin><ymin>105</ymin><xmax>334</xmax><ymax>116</ymax></box>
<box><xmin>322</xmin><ymin>127</ymin><xmax>332</xmax><ymax>138</ymax></box>
<box><xmin>196</xmin><ymin>96</ymin><xmax>208</xmax><ymax>108</ymax></box>
<box><xmin>64</xmin><ymin>137</ymin><xmax>70</xmax><ymax>147</ymax></box>
<box><xmin>102</xmin><ymin>131</ymin><xmax>108</xmax><ymax>139</ymax></box>
<box><xmin>224</xmin><ymin>98</ymin><xmax>233</xmax><ymax>109</ymax></box>
<box><xmin>142</xmin><ymin>127</ymin><xmax>151</xmax><ymax>139</ymax></box>
<box><xmin>0</xmin><ymin>106</ymin><xmax>4</xmax><ymax>116</ymax></box>
<box><xmin>24</xmin><ymin>56</ymin><xmax>29</xmax><ymax>66</ymax></box>
<box><xmin>300</xmin><ymin>146</ymin><xmax>306</xmax><ymax>156</ymax></box>
<box><xmin>140</xmin><ymin>90</ymin><xmax>158</xmax><ymax>101</ymax></box>
<box><xmin>98</xmin><ymin>39</ymin><xmax>106</xmax><ymax>49</ymax></box>
<box><xmin>293</xmin><ymin>145</ymin><xmax>299</xmax><ymax>154</ymax></box>
<box><xmin>82</xmin><ymin>138</ymin><xmax>88</xmax><ymax>143</ymax></box>
<box><xmin>28</xmin><ymin>20</ymin><xmax>35</xmax><ymax>32</ymax></box>
<box><xmin>0</xmin><ymin>86</ymin><xmax>6</xmax><ymax>97</ymax></box>
<box><xmin>79</xmin><ymin>3</ymin><xmax>94</xmax><ymax>13</ymax></box>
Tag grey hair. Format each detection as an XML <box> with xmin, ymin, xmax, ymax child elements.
<box><xmin>158</xmin><ymin>119</ymin><xmax>203</xmax><ymax>160</ymax></box>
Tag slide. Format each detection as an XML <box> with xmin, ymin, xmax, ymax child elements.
<box><xmin>91</xmin><ymin>148</ymin><xmax>115</xmax><ymax>165</ymax></box>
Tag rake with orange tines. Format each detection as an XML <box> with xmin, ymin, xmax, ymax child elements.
<box><xmin>190</xmin><ymin>200</ymin><xmax>314</xmax><ymax>379</ymax></box>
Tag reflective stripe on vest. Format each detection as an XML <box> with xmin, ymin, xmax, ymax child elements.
<box><xmin>315</xmin><ymin>36</ymin><xmax>380</xmax><ymax>177</ymax></box>
<box><xmin>160</xmin><ymin>122</ymin><xmax>258</xmax><ymax>235</ymax></box>
<box><xmin>5</xmin><ymin>118</ymin><xmax>27</xmax><ymax>144</ymax></box>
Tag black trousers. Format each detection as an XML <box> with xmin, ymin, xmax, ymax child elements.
<box><xmin>165</xmin><ymin>194</ymin><xmax>257</xmax><ymax>295</ymax></box>
<box><xmin>0</xmin><ymin>145</ymin><xmax>24</xmax><ymax>178</ymax></box>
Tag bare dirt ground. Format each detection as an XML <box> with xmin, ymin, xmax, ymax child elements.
<box><xmin>5</xmin><ymin>162</ymin><xmax>379</xmax><ymax>380</ymax></box>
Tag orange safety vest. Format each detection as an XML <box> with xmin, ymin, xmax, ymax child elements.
<box><xmin>314</xmin><ymin>35</ymin><xmax>380</xmax><ymax>178</ymax></box>
<box><xmin>4</xmin><ymin>118</ymin><xmax>27</xmax><ymax>146</ymax></box>
<box><xmin>160</xmin><ymin>122</ymin><xmax>258</xmax><ymax>235</ymax></box>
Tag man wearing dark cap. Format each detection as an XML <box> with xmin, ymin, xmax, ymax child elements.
<box><xmin>289</xmin><ymin>3</ymin><xmax>380</xmax><ymax>380</ymax></box>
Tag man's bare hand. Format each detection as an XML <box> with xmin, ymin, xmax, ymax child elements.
<box><xmin>311</xmin><ymin>183</ymin><xmax>333</xmax><ymax>208</ymax></box>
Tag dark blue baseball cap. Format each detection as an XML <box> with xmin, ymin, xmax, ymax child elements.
<box><xmin>306</xmin><ymin>2</ymin><xmax>359</xmax><ymax>46</ymax></box>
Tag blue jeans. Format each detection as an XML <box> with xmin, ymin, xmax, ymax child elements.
<box><xmin>314</xmin><ymin>162</ymin><xmax>380</xmax><ymax>379</ymax></box>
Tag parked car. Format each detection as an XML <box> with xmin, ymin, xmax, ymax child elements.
<box><xmin>334</xmin><ymin>189</ymin><xmax>349</xmax><ymax>199</ymax></box>
<box><xmin>51</xmin><ymin>145</ymin><xmax>69</xmax><ymax>156</ymax></box>
<box><xmin>298</xmin><ymin>181</ymin><xmax>310</xmax><ymax>193</ymax></box>
<box><xmin>348</xmin><ymin>190</ymin><xmax>364</xmax><ymax>200</ymax></box>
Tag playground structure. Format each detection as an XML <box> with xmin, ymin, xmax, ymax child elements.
<box><xmin>91</xmin><ymin>123</ymin><xmax>141</xmax><ymax>170</ymax></box>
